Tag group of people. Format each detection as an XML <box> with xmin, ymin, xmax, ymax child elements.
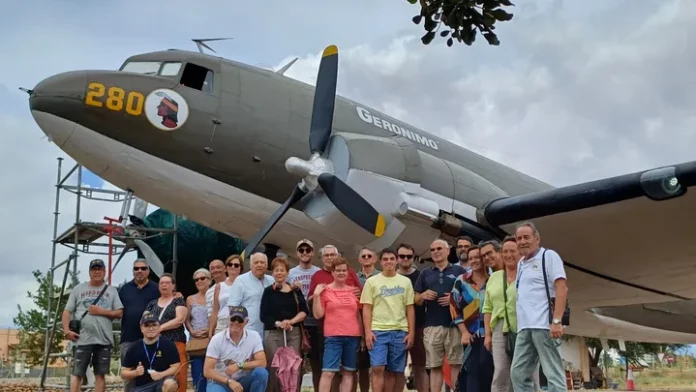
<box><xmin>59</xmin><ymin>220</ymin><xmax>570</xmax><ymax>392</ymax></box>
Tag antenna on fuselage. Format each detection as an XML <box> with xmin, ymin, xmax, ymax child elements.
<box><xmin>275</xmin><ymin>57</ymin><xmax>298</xmax><ymax>75</ymax></box>
<box><xmin>192</xmin><ymin>38</ymin><xmax>233</xmax><ymax>54</ymax></box>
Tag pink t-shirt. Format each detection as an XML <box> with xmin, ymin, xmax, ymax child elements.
<box><xmin>320</xmin><ymin>286</ymin><xmax>362</xmax><ymax>337</ymax></box>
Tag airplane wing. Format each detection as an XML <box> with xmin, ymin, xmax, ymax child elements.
<box><xmin>480</xmin><ymin>161</ymin><xmax>696</xmax><ymax>341</ymax></box>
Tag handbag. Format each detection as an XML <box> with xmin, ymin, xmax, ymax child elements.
<box><xmin>541</xmin><ymin>250</ymin><xmax>571</xmax><ymax>326</ymax></box>
<box><xmin>186</xmin><ymin>336</ymin><xmax>210</xmax><ymax>357</ymax></box>
<box><xmin>502</xmin><ymin>270</ymin><xmax>516</xmax><ymax>357</ymax></box>
<box><xmin>292</xmin><ymin>290</ymin><xmax>312</xmax><ymax>354</ymax></box>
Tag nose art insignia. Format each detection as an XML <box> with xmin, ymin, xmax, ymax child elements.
<box><xmin>145</xmin><ymin>88</ymin><xmax>190</xmax><ymax>131</ymax></box>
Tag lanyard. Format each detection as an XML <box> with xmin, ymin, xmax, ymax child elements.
<box><xmin>143</xmin><ymin>338</ymin><xmax>160</xmax><ymax>370</ymax></box>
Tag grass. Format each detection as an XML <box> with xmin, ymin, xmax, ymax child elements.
<box><xmin>606</xmin><ymin>367</ymin><xmax>696</xmax><ymax>390</ymax></box>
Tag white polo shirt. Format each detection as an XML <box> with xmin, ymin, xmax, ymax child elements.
<box><xmin>206</xmin><ymin>328</ymin><xmax>264</xmax><ymax>380</ymax></box>
<box><xmin>226</xmin><ymin>271</ymin><xmax>274</xmax><ymax>336</ymax></box>
<box><xmin>515</xmin><ymin>247</ymin><xmax>567</xmax><ymax>332</ymax></box>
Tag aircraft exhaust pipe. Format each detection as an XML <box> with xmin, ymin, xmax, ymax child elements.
<box><xmin>433</xmin><ymin>212</ymin><xmax>498</xmax><ymax>242</ymax></box>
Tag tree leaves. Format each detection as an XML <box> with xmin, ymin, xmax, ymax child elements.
<box><xmin>409</xmin><ymin>0</ymin><xmax>514</xmax><ymax>47</ymax></box>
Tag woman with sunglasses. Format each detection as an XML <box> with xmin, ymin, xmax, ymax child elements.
<box><xmin>260</xmin><ymin>257</ymin><xmax>309</xmax><ymax>392</ymax></box>
<box><xmin>186</xmin><ymin>268</ymin><xmax>212</xmax><ymax>392</ymax></box>
<box><xmin>209</xmin><ymin>254</ymin><xmax>244</xmax><ymax>335</ymax></box>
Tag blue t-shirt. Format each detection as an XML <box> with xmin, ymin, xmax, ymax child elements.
<box><xmin>123</xmin><ymin>337</ymin><xmax>180</xmax><ymax>386</ymax></box>
<box><xmin>414</xmin><ymin>264</ymin><xmax>465</xmax><ymax>327</ymax></box>
<box><xmin>118</xmin><ymin>280</ymin><xmax>160</xmax><ymax>343</ymax></box>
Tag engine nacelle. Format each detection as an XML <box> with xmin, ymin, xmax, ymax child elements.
<box><xmin>300</xmin><ymin>132</ymin><xmax>504</xmax><ymax>258</ymax></box>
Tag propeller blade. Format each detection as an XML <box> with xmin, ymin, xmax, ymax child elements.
<box><xmin>309</xmin><ymin>45</ymin><xmax>339</xmax><ymax>155</ymax></box>
<box><xmin>134</xmin><ymin>239</ymin><xmax>165</xmax><ymax>277</ymax></box>
<box><xmin>317</xmin><ymin>173</ymin><xmax>387</xmax><ymax>238</ymax></box>
<box><xmin>240</xmin><ymin>185</ymin><xmax>308</xmax><ymax>261</ymax></box>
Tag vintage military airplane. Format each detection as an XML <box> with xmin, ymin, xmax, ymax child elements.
<box><xmin>24</xmin><ymin>42</ymin><xmax>696</xmax><ymax>344</ymax></box>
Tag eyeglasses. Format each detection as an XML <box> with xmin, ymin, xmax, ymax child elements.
<box><xmin>430</xmin><ymin>247</ymin><xmax>444</xmax><ymax>252</ymax></box>
<box><xmin>227</xmin><ymin>263</ymin><xmax>241</xmax><ymax>268</ymax></box>
<box><xmin>398</xmin><ymin>254</ymin><xmax>413</xmax><ymax>259</ymax></box>
<box><xmin>230</xmin><ymin>317</ymin><xmax>244</xmax><ymax>324</ymax></box>
<box><xmin>194</xmin><ymin>276</ymin><xmax>208</xmax><ymax>282</ymax></box>
<box><xmin>133</xmin><ymin>266</ymin><xmax>148</xmax><ymax>271</ymax></box>
<box><xmin>360</xmin><ymin>254</ymin><xmax>373</xmax><ymax>259</ymax></box>
<box><xmin>297</xmin><ymin>247</ymin><xmax>312</xmax><ymax>254</ymax></box>
<box><xmin>142</xmin><ymin>323</ymin><xmax>158</xmax><ymax>329</ymax></box>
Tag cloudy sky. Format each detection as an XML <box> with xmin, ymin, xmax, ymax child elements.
<box><xmin>0</xmin><ymin>0</ymin><xmax>695</xmax><ymax>329</ymax></box>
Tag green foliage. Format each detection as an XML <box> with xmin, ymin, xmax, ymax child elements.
<box><xmin>12</xmin><ymin>269</ymin><xmax>79</xmax><ymax>366</ymax></box>
<box><xmin>582</xmin><ymin>336</ymin><xmax>685</xmax><ymax>367</ymax></box>
<box><xmin>408</xmin><ymin>0</ymin><xmax>514</xmax><ymax>47</ymax></box>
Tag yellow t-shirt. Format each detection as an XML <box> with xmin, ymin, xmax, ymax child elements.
<box><xmin>360</xmin><ymin>273</ymin><xmax>414</xmax><ymax>332</ymax></box>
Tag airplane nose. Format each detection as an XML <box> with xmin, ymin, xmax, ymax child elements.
<box><xmin>30</xmin><ymin>70</ymin><xmax>87</xmax><ymax>111</ymax></box>
<box><xmin>29</xmin><ymin>71</ymin><xmax>87</xmax><ymax>145</ymax></box>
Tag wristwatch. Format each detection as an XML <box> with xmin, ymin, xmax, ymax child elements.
<box><xmin>238</xmin><ymin>361</ymin><xmax>245</xmax><ymax>370</ymax></box>
<box><xmin>552</xmin><ymin>318</ymin><xmax>561</xmax><ymax>325</ymax></box>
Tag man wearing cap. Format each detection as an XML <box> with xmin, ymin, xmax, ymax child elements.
<box><xmin>62</xmin><ymin>258</ymin><xmax>124</xmax><ymax>392</ymax></box>
<box><xmin>287</xmin><ymin>239</ymin><xmax>321</xmax><ymax>384</ymax></box>
<box><xmin>204</xmin><ymin>306</ymin><xmax>269</xmax><ymax>392</ymax></box>
<box><xmin>121</xmin><ymin>311</ymin><xmax>181</xmax><ymax>392</ymax></box>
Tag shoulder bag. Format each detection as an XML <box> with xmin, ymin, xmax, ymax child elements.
<box><xmin>541</xmin><ymin>250</ymin><xmax>570</xmax><ymax>326</ymax></box>
<box><xmin>502</xmin><ymin>270</ymin><xmax>516</xmax><ymax>357</ymax></box>
<box><xmin>292</xmin><ymin>289</ymin><xmax>312</xmax><ymax>354</ymax></box>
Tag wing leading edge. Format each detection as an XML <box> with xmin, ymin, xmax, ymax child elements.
<box><xmin>479</xmin><ymin>161</ymin><xmax>696</xmax><ymax>334</ymax></box>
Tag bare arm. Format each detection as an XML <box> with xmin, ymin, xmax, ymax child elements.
<box><xmin>553</xmin><ymin>278</ymin><xmax>568</xmax><ymax>321</ymax></box>
<box><xmin>414</xmin><ymin>292</ymin><xmax>425</xmax><ymax>306</ymax></box>
<box><xmin>312</xmin><ymin>295</ymin><xmax>325</xmax><ymax>320</ymax></box>
<box><xmin>158</xmin><ymin>362</ymin><xmax>181</xmax><ymax>378</ymax></box>
<box><xmin>204</xmin><ymin>356</ymin><xmax>228</xmax><ymax>384</ymax></box>
<box><xmin>209</xmin><ymin>284</ymin><xmax>220</xmax><ymax>336</ymax></box>
<box><xmin>61</xmin><ymin>310</ymin><xmax>72</xmax><ymax>334</ymax></box>
<box><xmin>245</xmin><ymin>350</ymin><xmax>267</xmax><ymax>370</ymax></box>
<box><xmin>160</xmin><ymin>306</ymin><xmax>188</xmax><ymax>331</ymax></box>
<box><xmin>406</xmin><ymin>304</ymin><xmax>415</xmax><ymax>335</ymax></box>
<box><xmin>185</xmin><ymin>297</ymin><xmax>195</xmax><ymax>334</ymax></box>
<box><xmin>100</xmin><ymin>308</ymin><xmax>123</xmax><ymax>319</ymax></box>
<box><xmin>484</xmin><ymin>313</ymin><xmax>492</xmax><ymax>338</ymax></box>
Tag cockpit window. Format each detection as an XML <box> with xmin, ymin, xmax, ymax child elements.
<box><xmin>120</xmin><ymin>61</ymin><xmax>182</xmax><ymax>77</ymax></box>
<box><xmin>160</xmin><ymin>62</ymin><xmax>182</xmax><ymax>76</ymax></box>
<box><xmin>121</xmin><ymin>61</ymin><xmax>161</xmax><ymax>75</ymax></box>
<box><xmin>181</xmin><ymin>63</ymin><xmax>214</xmax><ymax>94</ymax></box>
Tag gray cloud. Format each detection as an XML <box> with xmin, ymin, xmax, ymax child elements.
<box><xmin>1</xmin><ymin>0</ymin><xmax>694</xmax><ymax>326</ymax></box>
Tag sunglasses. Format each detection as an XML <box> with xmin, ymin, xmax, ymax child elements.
<box><xmin>430</xmin><ymin>246</ymin><xmax>445</xmax><ymax>252</ymax></box>
<box><xmin>230</xmin><ymin>317</ymin><xmax>244</xmax><ymax>323</ymax></box>
<box><xmin>360</xmin><ymin>254</ymin><xmax>373</xmax><ymax>259</ymax></box>
<box><xmin>194</xmin><ymin>276</ymin><xmax>208</xmax><ymax>282</ymax></box>
<box><xmin>398</xmin><ymin>254</ymin><xmax>413</xmax><ymax>259</ymax></box>
<box><xmin>227</xmin><ymin>263</ymin><xmax>241</xmax><ymax>268</ymax></box>
<box><xmin>133</xmin><ymin>266</ymin><xmax>149</xmax><ymax>271</ymax></box>
<box><xmin>297</xmin><ymin>247</ymin><xmax>313</xmax><ymax>254</ymax></box>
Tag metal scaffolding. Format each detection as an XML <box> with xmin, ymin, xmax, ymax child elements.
<box><xmin>39</xmin><ymin>157</ymin><xmax>178</xmax><ymax>391</ymax></box>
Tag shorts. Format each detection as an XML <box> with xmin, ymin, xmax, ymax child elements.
<box><xmin>409</xmin><ymin>327</ymin><xmax>426</xmax><ymax>367</ymax></box>
<box><xmin>368</xmin><ymin>330</ymin><xmax>408</xmax><ymax>373</ymax></box>
<box><xmin>132</xmin><ymin>377</ymin><xmax>177</xmax><ymax>392</ymax></box>
<box><xmin>322</xmin><ymin>336</ymin><xmax>361</xmax><ymax>372</ymax></box>
<box><xmin>72</xmin><ymin>344</ymin><xmax>111</xmax><ymax>377</ymax></box>
<box><xmin>423</xmin><ymin>326</ymin><xmax>463</xmax><ymax>368</ymax></box>
<box><xmin>305</xmin><ymin>326</ymin><xmax>324</xmax><ymax>362</ymax></box>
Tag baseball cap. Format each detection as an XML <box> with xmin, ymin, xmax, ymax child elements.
<box><xmin>229</xmin><ymin>306</ymin><xmax>248</xmax><ymax>319</ymax></box>
<box><xmin>89</xmin><ymin>259</ymin><xmax>105</xmax><ymax>269</ymax></box>
<box><xmin>296</xmin><ymin>239</ymin><xmax>314</xmax><ymax>249</ymax></box>
<box><xmin>140</xmin><ymin>311</ymin><xmax>160</xmax><ymax>325</ymax></box>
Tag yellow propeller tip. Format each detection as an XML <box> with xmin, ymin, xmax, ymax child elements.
<box><xmin>374</xmin><ymin>215</ymin><xmax>387</xmax><ymax>237</ymax></box>
<box><xmin>323</xmin><ymin>45</ymin><xmax>338</xmax><ymax>57</ymax></box>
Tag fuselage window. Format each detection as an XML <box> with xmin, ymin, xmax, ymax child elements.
<box><xmin>181</xmin><ymin>63</ymin><xmax>214</xmax><ymax>94</ymax></box>
<box><xmin>160</xmin><ymin>62</ymin><xmax>182</xmax><ymax>76</ymax></box>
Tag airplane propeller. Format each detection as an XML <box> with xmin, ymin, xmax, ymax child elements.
<box><xmin>240</xmin><ymin>45</ymin><xmax>387</xmax><ymax>261</ymax></box>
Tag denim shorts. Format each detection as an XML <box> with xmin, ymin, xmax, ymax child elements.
<box><xmin>368</xmin><ymin>330</ymin><xmax>408</xmax><ymax>373</ymax></box>
<box><xmin>322</xmin><ymin>336</ymin><xmax>361</xmax><ymax>372</ymax></box>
